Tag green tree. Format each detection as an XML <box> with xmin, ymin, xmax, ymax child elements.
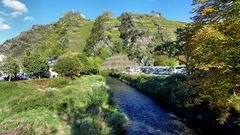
<box><xmin>0</xmin><ymin>56</ymin><xmax>20</xmax><ymax>81</ymax></box>
<box><xmin>54</xmin><ymin>53</ymin><xmax>83</xmax><ymax>78</ymax></box>
<box><xmin>154</xmin><ymin>40</ymin><xmax>186</xmax><ymax>64</ymax></box>
<box><xmin>154</xmin><ymin>55</ymin><xmax>179</xmax><ymax>67</ymax></box>
<box><xmin>177</xmin><ymin>0</ymin><xmax>240</xmax><ymax>124</ymax></box>
<box><xmin>99</xmin><ymin>47</ymin><xmax>110</xmax><ymax>60</ymax></box>
<box><xmin>23</xmin><ymin>54</ymin><xmax>49</xmax><ymax>79</ymax></box>
<box><xmin>86</xmin><ymin>57</ymin><xmax>101</xmax><ymax>74</ymax></box>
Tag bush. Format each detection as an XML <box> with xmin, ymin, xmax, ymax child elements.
<box><xmin>78</xmin><ymin>117</ymin><xmax>111</xmax><ymax>135</ymax></box>
<box><xmin>107</xmin><ymin>111</ymin><xmax>128</xmax><ymax>134</ymax></box>
<box><xmin>54</xmin><ymin>53</ymin><xmax>83</xmax><ymax>78</ymax></box>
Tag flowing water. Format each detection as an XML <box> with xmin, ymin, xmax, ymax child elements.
<box><xmin>107</xmin><ymin>77</ymin><xmax>199</xmax><ymax>135</ymax></box>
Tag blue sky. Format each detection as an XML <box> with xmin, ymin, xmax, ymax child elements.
<box><xmin>0</xmin><ymin>0</ymin><xmax>193</xmax><ymax>43</ymax></box>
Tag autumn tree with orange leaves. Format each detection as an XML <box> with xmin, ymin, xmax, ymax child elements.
<box><xmin>177</xmin><ymin>0</ymin><xmax>240</xmax><ymax>124</ymax></box>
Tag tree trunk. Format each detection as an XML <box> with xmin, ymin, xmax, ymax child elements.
<box><xmin>8</xmin><ymin>74</ymin><xmax>12</xmax><ymax>82</ymax></box>
<box><xmin>38</xmin><ymin>74</ymin><xmax>41</xmax><ymax>79</ymax></box>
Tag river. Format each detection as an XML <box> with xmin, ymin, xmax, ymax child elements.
<box><xmin>107</xmin><ymin>77</ymin><xmax>200</xmax><ymax>135</ymax></box>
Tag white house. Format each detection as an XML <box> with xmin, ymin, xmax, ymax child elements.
<box><xmin>48</xmin><ymin>56</ymin><xmax>58</xmax><ymax>78</ymax></box>
<box><xmin>0</xmin><ymin>54</ymin><xmax>5</xmax><ymax>80</ymax></box>
<box><xmin>0</xmin><ymin>54</ymin><xmax>4</xmax><ymax>62</ymax></box>
<box><xmin>49</xmin><ymin>67</ymin><xmax>58</xmax><ymax>78</ymax></box>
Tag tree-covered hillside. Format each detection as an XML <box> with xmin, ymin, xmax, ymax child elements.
<box><xmin>0</xmin><ymin>11</ymin><xmax>185</xmax><ymax>65</ymax></box>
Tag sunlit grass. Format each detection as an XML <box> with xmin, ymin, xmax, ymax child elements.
<box><xmin>0</xmin><ymin>75</ymin><xmax>127</xmax><ymax>134</ymax></box>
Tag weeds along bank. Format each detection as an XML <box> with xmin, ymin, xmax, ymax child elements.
<box><xmin>109</xmin><ymin>72</ymin><xmax>189</xmax><ymax>108</ymax></box>
<box><xmin>0</xmin><ymin>76</ymin><xmax>128</xmax><ymax>135</ymax></box>
<box><xmin>110</xmin><ymin>72</ymin><xmax>240</xmax><ymax>134</ymax></box>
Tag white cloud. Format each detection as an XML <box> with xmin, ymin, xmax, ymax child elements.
<box><xmin>0</xmin><ymin>17</ymin><xmax>10</xmax><ymax>30</ymax></box>
<box><xmin>10</xmin><ymin>11</ymin><xmax>23</xmax><ymax>18</ymax></box>
<box><xmin>0</xmin><ymin>23</ymin><xmax>10</xmax><ymax>30</ymax></box>
<box><xmin>23</xmin><ymin>16</ymin><xmax>34</xmax><ymax>22</ymax></box>
<box><xmin>2</xmin><ymin>0</ymin><xmax>28</xmax><ymax>13</ymax></box>
<box><xmin>0</xmin><ymin>14</ymin><xmax>10</xmax><ymax>30</ymax></box>
<box><xmin>0</xmin><ymin>1</ymin><xmax>29</xmax><ymax>31</ymax></box>
<box><xmin>0</xmin><ymin>17</ymin><xmax>5</xmax><ymax>23</ymax></box>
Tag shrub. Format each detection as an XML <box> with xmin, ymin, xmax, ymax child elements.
<box><xmin>107</xmin><ymin>111</ymin><xmax>128</xmax><ymax>134</ymax></box>
<box><xmin>86</xmin><ymin>86</ymin><xmax>109</xmax><ymax>107</ymax></box>
<box><xmin>54</xmin><ymin>53</ymin><xmax>83</xmax><ymax>78</ymax></box>
<box><xmin>78</xmin><ymin>117</ymin><xmax>111</xmax><ymax>135</ymax></box>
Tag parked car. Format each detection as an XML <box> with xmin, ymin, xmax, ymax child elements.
<box><xmin>158</xmin><ymin>67</ymin><xmax>171</xmax><ymax>75</ymax></box>
<box><xmin>125</xmin><ymin>67</ymin><xmax>135</xmax><ymax>73</ymax></box>
<box><xmin>18</xmin><ymin>74</ymin><xmax>29</xmax><ymax>80</ymax></box>
<box><xmin>173</xmin><ymin>65</ymin><xmax>186</xmax><ymax>74</ymax></box>
<box><xmin>135</xmin><ymin>68</ymin><xmax>142</xmax><ymax>73</ymax></box>
<box><xmin>145</xmin><ymin>68</ymin><xmax>153</xmax><ymax>74</ymax></box>
<box><xmin>152</xmin><ymin>68</ymin><xmax>160</xmax><ymax>74</ymax></box>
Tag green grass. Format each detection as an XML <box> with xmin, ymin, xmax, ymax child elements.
<box><xmin>0</xmin><ymin>76</ymin><xmax>128</xmax><ymax>135</ymax></box>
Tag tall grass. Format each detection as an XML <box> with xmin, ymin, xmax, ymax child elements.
<box><xmin>0</xmin><ymin>75</ymin><xmax>128</xmax><ymax>135</ymax></box>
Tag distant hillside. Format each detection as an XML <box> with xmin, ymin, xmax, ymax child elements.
<box><xmin>84</xmin><ymin>12</ymin><xmax>121</xmax><ymax>56</ymax></box>
<box><xmin>84</xmin><ymin>12</ymin><xmax>186</xmax><ymax>65</ymax></box>
<box><xmin>0</xmin><ymin>11</ymin><xmax>186</xmax><ymax>65</ymax></box>
<box><xmin>0</xmin><ymin>12</ymin><xmax>93</xmax><ymax>58</ymax></box>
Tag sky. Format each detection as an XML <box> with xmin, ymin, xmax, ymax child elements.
<box><xmin>0</xmin><ymin>0</ymin><xmax>193</xmax><ymax>44</ymax></box>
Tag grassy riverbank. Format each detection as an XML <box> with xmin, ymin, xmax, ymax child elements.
<box><xmin>110</xmin><ymin>72</ymin><xmax>240</xmax><ymax>134</ymax></box>
<box><xmin>0</xmin><ymin>76</ymin><xmax>128</xmax><ymax>135</ymax></box>
<box><xmin>109</xmin><ymin>72</ymin><xmax>189</xmax><ymax>108</ymax></box>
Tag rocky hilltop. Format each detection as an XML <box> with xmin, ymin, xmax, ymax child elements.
<box><xmin>0</xmin><ymin>11</ymin><xmax>185</xmax><ymax>65</ymax></box>
<box><xmin>0</xmin><ymin>12</ymin><xmax>93</xmax><ymax>58</ymax></box>
<box><xmin>84</xmin><ymin>12</ymin><xmax>185</xmax><ymax>65</ymax></box>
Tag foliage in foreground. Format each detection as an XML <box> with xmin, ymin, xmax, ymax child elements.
<box><xmin>175</xmin><ymin>0</ymin><xmax>240</xmax><ymax>125</ymax></box>
<box><xmin>0</xmin><ymin>76</ymin><xmax>128</xmax><ymax>135</ymax></box>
